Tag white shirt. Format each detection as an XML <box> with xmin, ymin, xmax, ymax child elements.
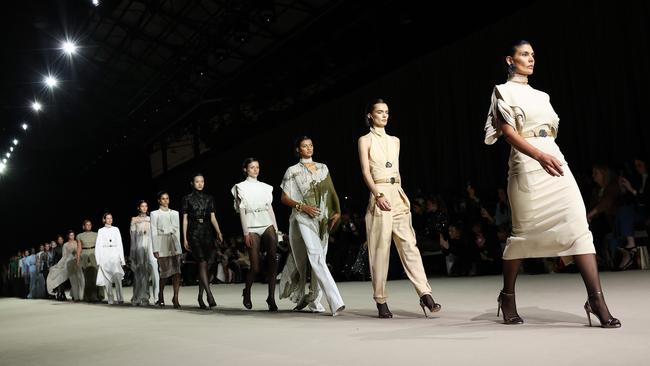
<box><xmin>232</xmin><ymin>177</ymin><xmax>274</xmax><ymax>229</ymax></box>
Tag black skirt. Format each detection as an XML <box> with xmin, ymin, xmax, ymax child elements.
<box><xmin>188</xmin><ymin>222</ymin><xmax>215</xmax><ymax>261</ymax></box>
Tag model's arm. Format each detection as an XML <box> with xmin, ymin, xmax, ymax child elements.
<box><xmin>500</xmin><ymin>124</ymin><xmax>563</xmax><ymax>177</ymax></box>
<box><xmin>116</xmin><ymin>230</ymin><xmax>125</xmax><ymax>266</ymax></box>
<box><xmin>75</xmin><ymin>240</ymin><xmax>81</xmax><ymax>265</ymax></box>
<box><xmin>150</xmin><ymin>212</ymin><xmax>159</xmax><ymax>258</ymax></box>
<box><xmin>95</xmin><ymin>231</ymin><xmax>103</xmax><ymax>266</ymax></box>
<box><xmin>358</xmin><ymin>135</ymin><xmax>391</xmax><ymax>211</ymax></box>
<box><xmin>129</xmin><ymin>217</ymin><xmax>137</xmax><ymax>258</ymax></box>
<box><xmin>210</xmin><ymin>213</ymin><xmax>224</xmax><ymax>244</ymax></box>
<box><xmin>239</xmin><ymin>207</ymin><xmax>253</xmax><ymax>248</ymax></box>
<box><xmin>281</xmin><ymin>191</ymin><xmax>320</xmax><ymax>218</ymax></box>
<box><xmin>182</xmin><ymin>213</ymin><xmax>190</xmax><ymax>251</ymax></box>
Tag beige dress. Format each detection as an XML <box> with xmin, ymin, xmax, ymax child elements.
<box><xmin>484</xmin><ymin>79</ymin><xmax>595</xmax><ymax>259</ymax></box>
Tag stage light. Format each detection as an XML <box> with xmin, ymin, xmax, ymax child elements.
<box><xmin>13</xmin><ymin>139</ymin><xmax>19</xmax><ymax>146</ymax></box>
<box><xmin>1</xmin><ymin>158</ymin><xmax>6</xmax><ymax>164</ymax></box>
<box><xmin>5</xmin><ymin>152</ymin><xmax>11</xmax><ymax>158</ymax></box>
<box><xmin>32</xmin><ymin>101</ymin><xmax>42</xmax><ymax>111</ymax></box>
<box><xmin>21</xmin><ymin>123</ymin><xmax>29</xmax><ymax>131</ymax></box>
<box><xmin>9</xmin><ymin>147</ymin><xmax>14</xmax><ymax>152</ymax></box>
<box><xmin>61</xmin><ymin>41</ymin><xmax>78</xmax><ymax>55</ymax></box>
<box><xmin>44</xmin><ymin>75</ymin><xmax>58</xmax><ymax>88</ymax></box>
<box><xmin>0</xmin><ymin>162</ymin><xmax>6</xmax><ymax>174</ymax></box>
<box><xmin>92</xmin><ymin>0</ymin><xmax>99</xmax><ymax>6</ymax></box>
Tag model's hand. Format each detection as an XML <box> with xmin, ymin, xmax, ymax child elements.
<box><xmin>328</xmin><ymin>213</ymin><xmax>341</xmax><ymax>231</ymax></box>
<box><xmin>153</xmin><ymin>252</ymin><xmax>159</xmax><ymax>259</ymax></box>
<box><xmin>216</xmin><ymin>231</ymin><xmax>224</xmax><ymax>244</ymax></box>
<box><xmin>244</xmin><ymin>234</ymin><xmax>254</xmax><ymax>248</ymax></box>
<box><xmin>536</xmin><ymin>152</ymin><xmax>564</xmax><ymax>177</ymax></box>
<box><xmin>183</xmin><ymin>240</ymin><xmax>191</xmax><ymax>252</ymax></box>
<box><xmin>376</xmin><ymin>196</ymin><xmax>392</xmax><ymax>211</ymax></box>
<box><xmin>302</xmin><ymin>205</ymin><xmax>321</xmax><ymax>218</ymax></box>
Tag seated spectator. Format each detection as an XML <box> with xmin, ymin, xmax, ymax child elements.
<box><xmin>440</xmin><ymin>223</ymin><xmax>471</xmax><ymax>276</ymax></box>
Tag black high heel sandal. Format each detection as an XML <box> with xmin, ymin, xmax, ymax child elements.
<box><xmin>197</xmin><ymin>295</ymin><xmax>207</xmax><ymax>310</ymax></box>
<box><xmin>497</xmin><ymin>291</ymin><xmax>524</xmax><ymax>325</ymax></box>
<box><xmin>584</xmin><ymin>291</ymin><xmax>621</xmax><ymax>328</ymax></box>
<box><xmin>242</xmin><ymin>288</ymin><xmax>252</xmax><ymax>309</ymax></box>
<box><xmin>266</xmin><ymin>297</ymin><xmax>278</xmax><ymax>312</ymax></box>
<box><xmin>419</xmin><ymin>294</ymin><xmax>441</xmax><ymax>318</ymax></box>
<box><xmin>377</xmin><ymin>302</ymin><xmax>393</xmax><ymax>318</ymax></box>
<box><xmin>207</xmin><ymin>292</ymin><xmax>217</xmax><ymax>309</ymax></box>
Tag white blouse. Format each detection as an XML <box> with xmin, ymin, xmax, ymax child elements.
<box><xmin>484</xmin><ymin>80</ymin><xmax>567</xmax><ymax>176</ymax></box>
<box><xmin>231</xmin><ymin>177</ymin><xmax>274</xmax><ymax>229</ymax></box>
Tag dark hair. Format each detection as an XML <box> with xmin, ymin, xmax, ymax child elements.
<box><xmin>242</xmin><ymin>157</ymin><xmax>259</xmax><ymax>175</ymax></box>
<box><xmin>82</xmin><ymin>219</ymin><xmax>92</xmax><ymax>226</ymax></box>
<box><xmin>507</xmin><ymin>40</ymin><xmax>531</xmax><ymax>57</ymax></box>
<box><xmin>506</xmin><ymin>40</ymin><xmax>531</xmax><ymax>74</ymax></box>
<box><xmin>102</xmin><ymin>212</ymin><xmax>112</xmax><ymax>220</ymax></box>
<box><xmin>67</xmin><ymin>230</ymin><xmax>75</xmax><ymax>237</ymax></box>
<box><xmin>364</xmin><ymin>98</ymin><xmax>388</xmax><ymax>127</ymax></box>
<box><xmin>191</xmin><ymin>173</ymin><xmax>204</xmax><ymax>182</ymax></box>
<box><xmin>294</xmin><ymin>136</ymin><xmax>312</xmax><ymax>157</ymax></box>
<box><xmin>136</xmin><ymin>200</ymin><xmax>148</xmax><ymax>213</ymax></box>
<box><xmin>156</xmin><ymin>191</ymin><xmax>169</xmax><ymax>200</ymax></box>
<box><xmin>294</xmin><ymin>136</ymin><xmax>311</xmax><ymax>149</ymax></box>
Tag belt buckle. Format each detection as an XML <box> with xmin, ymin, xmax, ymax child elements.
<box><xmin>538</xmin><ymin>129</ymin><xmax>548</xmax><ymax>137</ymax></box>
<box><xmin>197</xmin><ymin>218</ymin><xmax>204</xmax><ymax>223</ymax></box>
<box><xmin>390</xmin><ymin>177</ymin><xmax>396</xmax><ymax>184</ymax></box>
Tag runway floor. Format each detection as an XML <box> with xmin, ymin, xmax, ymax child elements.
<box><xmin>1</xmin><ymin>270</ymin><xmax>648</xmax><ymax>366</ymax></box>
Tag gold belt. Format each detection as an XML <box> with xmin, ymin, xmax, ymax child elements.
<box><xmin>520</xmin><ymin>126</ymin><xmax>556</xmax><ymax>138</ymax></box>
<box><xmin>374</xmin><ymin>177</ymin><xmax>400</xmax><ymax>184</ymax></box>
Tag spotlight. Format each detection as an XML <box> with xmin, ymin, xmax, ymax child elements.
<box><xmin>44</xmin><ymin>75</ymin><xmax>58</xmax><ymax>88</ymax></box>
<box><xmin>92</xmin><ymin>0</ymin><xmax>99</xmax><ymax>6</ymax></box>
<box><xmin>21</xmin><ymin>123</ymin><xmax>29</xmax><ymax>131</ymax></box>
<box><xmin>0</xmin><ymin>162</ymin><xmax>5</xmax><ymax>174</ymax></box>
<box><xmin>32</xmin><ymin>101</ymin><xmax>42</xmax><ymax>111</ymax></box>
<box><xmin>5</xmin><ymin>152</ymin><xmax>11</xmax><ymax>158</ymax></box>
<box><xmin>9</xmin><ymin>147</ymin><xmax>13</xmax><ymax>152</ymax></box>
<box><xmin>13</xmin><ymin>139</ymin><xmax>19</xmax><ymax>146</ymax></box>
<box><xmin>61</xmin><ymin>41</ymin><xmax>78</xmax><ymax>55</ymax></box>
<box><xmin>1</xmin><ymin>158</ymin><xmax>6</xmax><ymax>164</ymax></box>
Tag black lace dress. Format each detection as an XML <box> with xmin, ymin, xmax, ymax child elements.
<box><xmin>182</xmin><ymin>190</ymin><xmax>217</xmax><ymax>261</ymax></box>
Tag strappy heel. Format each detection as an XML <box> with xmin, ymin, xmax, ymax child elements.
<box><xmin>419</xmin><ymin>294</ymin><xmax>441</xmax><ymax>318</ymax></box>
<box><xmin>497</xmin><ymin>291</ymin><xmax>524</xmax><ymax>324</ymax></box>
<box><xmin>584</xmin><ymin>291</ymin><xmax>621</xmax><ymax>328</ymax></box>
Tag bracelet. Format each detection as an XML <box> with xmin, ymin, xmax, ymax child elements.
<box><xmin>295</xmin><ymin>203</ymin><xmax>303</xmax><ymax>212</ymax></box>
<box><xmin>375</xmin><ymin>192</ymin><xmax>384</xmax><ymax>199</ymax></box>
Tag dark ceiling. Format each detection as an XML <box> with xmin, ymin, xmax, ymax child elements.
<box><xmin>1</xmin><ymin>0</ymin><xmax>535</xmax><ymax>180</ymax></box>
